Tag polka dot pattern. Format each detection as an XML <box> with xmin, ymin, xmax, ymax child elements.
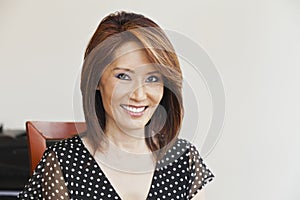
<box><xmin>18</xmin><ymin>136</ymin><xmax>214</xmax><ymax>199</ymax></box>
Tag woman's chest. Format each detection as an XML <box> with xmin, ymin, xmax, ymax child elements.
<box><xmin>62</xmin><ymin>158</ymin><xmax>190</xmax><ymax>200</ymax></box>
<box><xmin>58</xmin><ymin>138</ymin><xmax>191</xmax><ymax>199</ymax></box>
<box><xmin>99</xmin><ymin>163</ymin><xmax>155</xmax><ymax>200</ymax></box>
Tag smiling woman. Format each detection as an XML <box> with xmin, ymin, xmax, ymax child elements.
<box><xmin>18</xmin><ymin>11</ymin><xmax>214</xmax><ymax>200</ymax></box>
<box><xmin>98</xmin><ymin>42</ymin><xmax>164</xmax><ymax>134</ymax></box>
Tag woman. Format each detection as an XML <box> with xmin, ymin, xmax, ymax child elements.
<box><xmin>18</xmin><ymin>11</ymin><xmax>214</xmax><ymax>199</ymax></box>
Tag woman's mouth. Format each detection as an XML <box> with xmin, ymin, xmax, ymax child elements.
<box><xmin>120</xmin><ymin>104</ymin><xmax>148</xmax><ymax>116</ymax></box>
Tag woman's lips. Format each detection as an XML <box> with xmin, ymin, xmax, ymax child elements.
<box><xmin>120</xmin><ymin>104</ymin><xmax>148</xmax><ymax>116</ymax></box>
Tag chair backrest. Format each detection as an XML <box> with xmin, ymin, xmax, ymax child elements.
<box><xmin>26</xmin><ymin>121</ymin><xmax>86</xmax><ymax>175</ymax></box>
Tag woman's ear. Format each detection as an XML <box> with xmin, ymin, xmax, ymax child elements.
<box><xmin>96</xmin><ymin>81</ymin><xmax>101</xmax><ymax>92</ymax></box>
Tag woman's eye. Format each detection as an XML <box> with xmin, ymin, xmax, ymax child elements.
<box><xmin>115</xmin><ymin>73</ymin><xmax>131</xmax><ymax>80</ymax></box>
<box><xmin>146</xmin><ymin>75</ymin><xmax>160</xmax><ymax>83</ymax></box>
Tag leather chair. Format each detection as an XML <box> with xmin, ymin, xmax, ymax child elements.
<box><xmin>26</xmin><ymin>121</ymin><xmax>86</xmax><ymax>175</ymax></box>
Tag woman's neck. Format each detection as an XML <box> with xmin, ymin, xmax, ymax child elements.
<box><xmin>105</xmin><ymin>126</ymin><xmax>150</xmax><ymax>154</ymax></box>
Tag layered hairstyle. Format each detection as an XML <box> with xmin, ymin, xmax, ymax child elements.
<box><xmin>80</xmin><ymin>11</ymin><xmax>184</xmax><ymax>159</ymax></box>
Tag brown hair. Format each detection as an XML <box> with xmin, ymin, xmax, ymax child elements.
<box><xmin>80</xmin><ymin>11</ymin><xmax>183</xmax><ymax>160</ymax></box>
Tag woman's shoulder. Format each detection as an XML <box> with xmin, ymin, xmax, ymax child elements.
<box><xmin>175</xmin><ymin>138</ymin><xmax>203</xmax><ymax>157</ymax></box>
<box><xmin>157</xmin><ymin>138</ymin><xmax>200</xmax><ymax>167</ymax></box>
<box><xmin>169</xmin><ymin>138</ymin><xmax>214</xmax><ymax>192</ymax></box>
<box><xmin>43</xmin><ymin>135</ymin><xmax>93</xmax><ymax>170</ymax></box>
<box><xmin>170</xmin><ymin>137</ymin><xmax>200</xmax><ymax>155</ymax></box>
<box><xmin>176</xmin><ymin>137</ymin><xmax>194</xmax><ymax>146</ymax></box>
<box><xmin>46</xmin><ymin>135</ymin><xmax>85</xmax><ymax>157</ymax></box>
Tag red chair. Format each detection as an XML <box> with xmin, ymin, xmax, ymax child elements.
<box><xmin>26</xmin><ymin>121</ymin><xmax>86</xmax><ymax>175</ymax></box>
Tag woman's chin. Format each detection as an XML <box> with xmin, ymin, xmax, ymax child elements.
<box><xmin>119</xmin><ymin>121</ymin><xmax>147</xmax><ymax>132</ymax></box>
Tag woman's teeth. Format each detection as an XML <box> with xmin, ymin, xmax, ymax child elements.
<box><xmin>121</xmin><ymin>105</ymin><xmax>146</xmax><ymax>113</ymax></box>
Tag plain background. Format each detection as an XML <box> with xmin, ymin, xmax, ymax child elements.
<box><xmin>1</xmin><ymin>0</ymin><xmax>300</xmax><ymax>199</ymax></box>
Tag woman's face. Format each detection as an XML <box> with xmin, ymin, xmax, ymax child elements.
<box><xmin>98</xmin><ymin>41</ymin><xmax>164</xmax><ymax>134</ymax></box>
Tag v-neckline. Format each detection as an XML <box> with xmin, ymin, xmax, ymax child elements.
<box><xmin>78</xmin><ymin>136</ymin><xmax>158</xmax><ymax>200</ymax></box>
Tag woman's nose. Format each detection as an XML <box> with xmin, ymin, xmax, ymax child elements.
<box><xmin>130</xmin><ymin>84</ymin><xmax>147</xmax><ymax>102</ymax></box>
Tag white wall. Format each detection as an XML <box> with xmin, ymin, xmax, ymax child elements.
<box><xmin>1</xmin><ymin>0</ymin><xmax>300</xmax><ymax>199</ymax></box>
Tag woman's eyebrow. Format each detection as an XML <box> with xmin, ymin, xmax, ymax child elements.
<box><xmin>147</xmin><ymin>70</ymin><xmax>160</xmax><ymax>75</ymax></box>
<box><xmin>112</xmin><ymin>67</ymin><xmax>135</xmax><ymax>73</ymax></box>
<box><xmin>113</xmin><ymin>67</ymin><xmax>160</xmax><ymax>75</ymax></box>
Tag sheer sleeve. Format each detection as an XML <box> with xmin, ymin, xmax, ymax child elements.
<box><xmin>187</xmin><ymin>144</ymin><xmax>214</xmax><ymax>199</ymax></box>
<box><xmin>18</xmin><ymin>148</ymin><xmax>69</xmax><ymax>199</ymax></box>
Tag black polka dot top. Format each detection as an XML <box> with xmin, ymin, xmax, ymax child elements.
<box><xmin>18</xmin><ymin>135</ymin><xmax>214</xmax><ymax>199</ymax></box>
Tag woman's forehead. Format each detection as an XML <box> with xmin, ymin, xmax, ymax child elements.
<box><xmin>107</xmin><ymin>42</ymin><xmax>159</xmax><ymax>73</ymax></box>
<box><xmin>114</xmin><ymin>41</ymin><xmax>145</xmax><ymax>56</ymax></box>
